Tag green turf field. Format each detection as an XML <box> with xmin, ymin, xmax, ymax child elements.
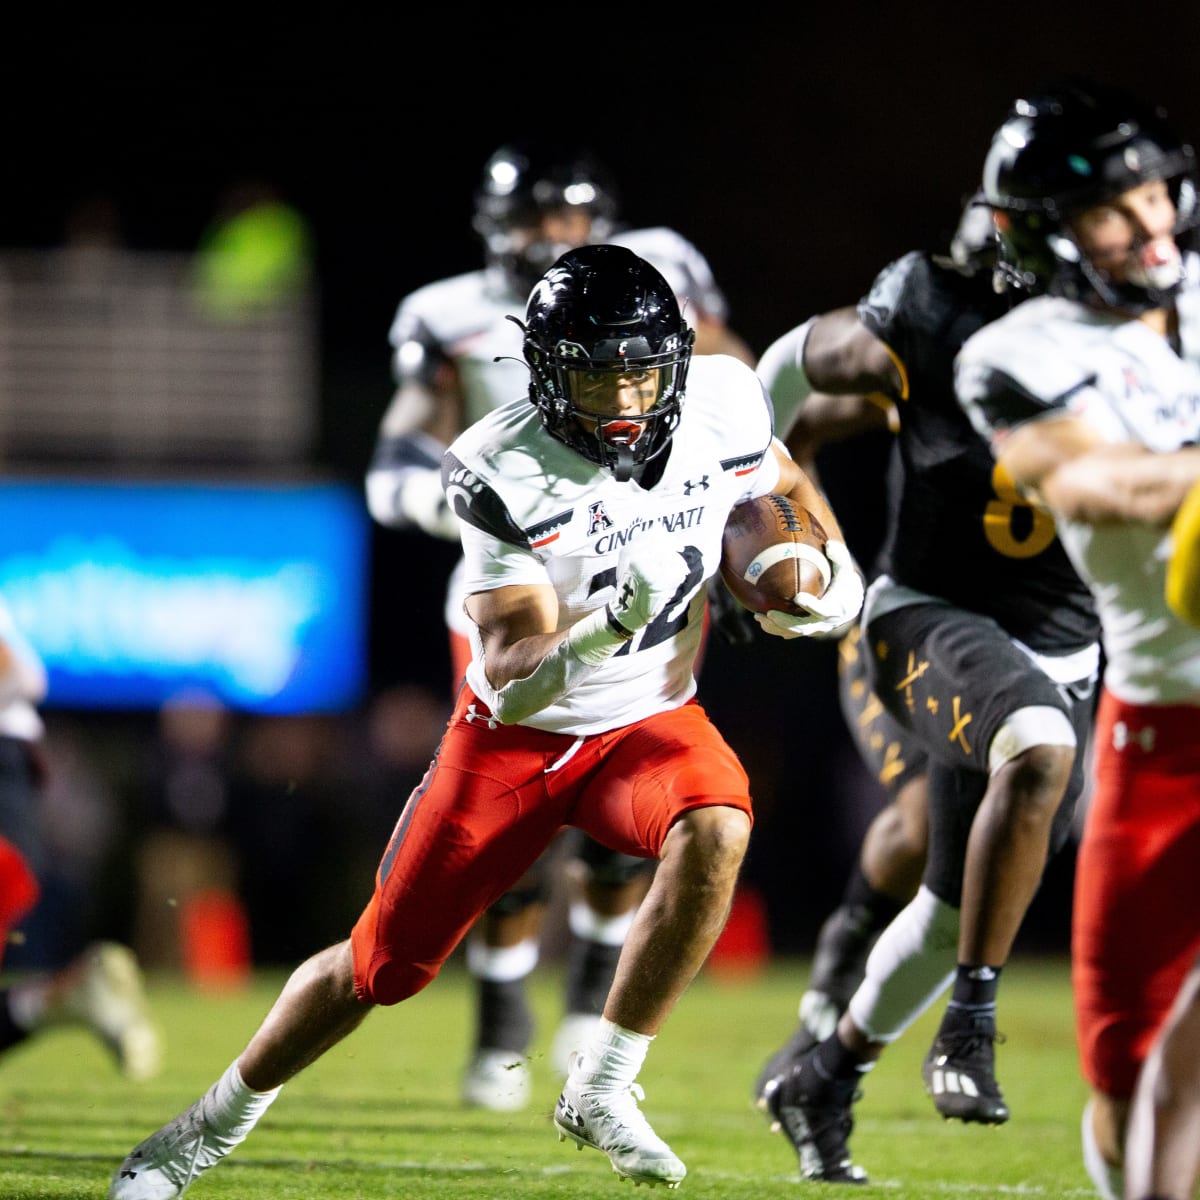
<box><xmin>0</xmin><ymin>956</ymin><xmax>1097</xmax><ymax>1198</ymax></box>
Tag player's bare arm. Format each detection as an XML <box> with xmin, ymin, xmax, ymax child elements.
<box><xmin>761</xmin><ymin>307</ymin><xmax>896</xmax><ymax>476</ymax></box>
<box><xmin>997</xmin><ymin>414</ymin><xmax>1200</xmax><ymax>525</ymax></box>
<box><xmin>1041</xmin><ymin>443</ymin><xmax>1200</xmax><ymax>525</ymax></box>
<box><xmin>805</xmin><ymin>307</ymin><xmax>905</xmax><ymax>400</ymax></box>
<box><xmin>465</xmin><ymin>583</ymin><xmax>562</xmax><ymax>691</ymax></box>
<box><xmin>773</xmin><ymin>439</ymin><xmax>850</xmax><ymax>551</ymax></box>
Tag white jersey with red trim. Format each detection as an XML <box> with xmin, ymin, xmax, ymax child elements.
<box><xmin>957</xmin><ymin>255</ymin><xmax>1200</xmax><ymax>705</ymax></box>
<box><xmin>443</xmin><ymin>354</ymin><xmax>776</xmax><ymax>735</ymax></box>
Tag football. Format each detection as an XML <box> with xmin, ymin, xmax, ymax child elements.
<box><xmin>720</xmin><ymin>494</ymin><xmax>831</xmax><ymax>615</ymax></box>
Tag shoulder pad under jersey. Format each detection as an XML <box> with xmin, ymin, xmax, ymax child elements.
<box><xmin>441</xmin><ymin>450</ymin><xmax>531</xmax><ymax>550</ymax></box>
<box><xmin>858</xmin><ymin>250</ymin><xmax>926</xmax><ymax>341</ymax></box>
<box><xmin>956</xmin><ymin>318</ymin><xmax>1097</xmax><ymax>444</ymax></box>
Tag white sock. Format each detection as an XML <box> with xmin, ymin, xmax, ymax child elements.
<box><xmin>465</xmin><ymin>936</ymin><xmax>538</xmax><ymax>982</ymax></box>
<box><xmin>202</xmin><ymin>1060</ymin><xmax>282</xmax><ymax>1141</ymax></box>
<box><xmin>568</xmin><ymin>900</ymin><xmax>637</xmax><ymax>946</ymax></box>
<box><xmin>574</xmin><ymin>1018</ymin><xmax>652</xmax><ymax>1092</ymax></box>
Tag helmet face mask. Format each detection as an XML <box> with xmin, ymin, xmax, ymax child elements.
<box><xmin>983</xmin><ymin>80</ymin><xmax>1198</xmax><ymax>310</ymax></box>
<box><xmin>473</xmin><ymin>142</ymin><xmax>619</xmax><ymax>296</ymax></box>
<box><xmin>949</xmin><ymin>190</ymin><xmax>1000</xmax><ymax>275</ymax></box>
<box><xmin>521</xmin><ymin>246</ymin><xmax>694</xmax><ymax>482</ymax></box>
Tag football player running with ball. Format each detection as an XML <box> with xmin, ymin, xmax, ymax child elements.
<box><xmin>366</xmin><ymin>141</ymin><xmax>756</xmax><ymax>1111</ymax></box>
<box><xmin>108</xmin><ymin>245</ymin><xmax>863</xmax><ymax>1197</ymax></box>
<box><xmin>956</xmin><ymin>78</ymin><xmax>1200</xmax><ymax>1200</ymax></box>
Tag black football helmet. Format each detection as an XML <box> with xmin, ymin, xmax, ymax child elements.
<box><xmin>473</xmin><ymin>141</ymin><xmax>620</xmax><ymax>296</ymax></box>
<box><xmin>983</xmin><ymin>79</ymin><xmax>1198</xmax><ymax>310</ymax></box>
<box><xmin>521</xmin><ymin>245</ymin><xmax>694</xmax><ymax>482</ymax></box>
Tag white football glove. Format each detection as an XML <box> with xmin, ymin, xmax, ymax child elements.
<box><xmin>608</xmin><ymin>532</ymin><xmax>690</xmax><ymax>633</ymax></box>
<box><xmin>754</xmin><ymin>540</ymin><xmax>865</xmax><ymax>640</ymax></box>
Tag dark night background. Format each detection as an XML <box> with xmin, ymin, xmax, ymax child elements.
<box><xmin>6</xmin><ymin>9</ymin><xmax>1200</xmax><ymax>956</ymax></box>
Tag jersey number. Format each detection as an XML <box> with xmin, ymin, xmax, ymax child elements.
<box><xmin>590</xmin><ymin>546</ymin><xmax>705</xmax><ymax>656</ymax></box>
<box><xmin>983</xmin><ymin>462</ymin><xmax>1057</xmax><ymax>559</ymax></box>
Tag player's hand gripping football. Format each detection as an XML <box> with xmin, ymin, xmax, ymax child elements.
<box><xmin>754</xmin><ymin>539</ymin><xmax>864</xmax><ymax>639</ymax></box>
<box><xmin>608</xmin><ymin>531</ymin><xmax>690</xmax><ymax>634</ymax></box>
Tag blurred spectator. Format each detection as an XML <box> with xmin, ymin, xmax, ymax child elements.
<box><xmin>191</xmin><ymin>179</ymin><xmax>314</xmax><ymax>320</ymax></box>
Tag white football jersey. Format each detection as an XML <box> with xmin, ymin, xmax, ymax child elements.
<box><xmin>957</xmin><ymin>255</ymin><xmax>1200</xmax><ymax>705</ymax></box>
<box><xmin>444</xmin><ymin>355</ymin><xmax>778</xmax><ymax>735</ymax></box>
<box><xmin>388</xmin><ymin>226</ymin><xmax>735</xmax><ymax>633</ymax></box>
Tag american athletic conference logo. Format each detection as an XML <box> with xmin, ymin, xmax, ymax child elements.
<box><xmin>587</xmin><ymin>501</ymin><xmax>614</xmax><ymax>535</ymax></box>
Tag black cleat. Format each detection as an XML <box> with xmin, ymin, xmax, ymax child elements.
<box><xmin>752</xmin><ymin>900</ymin><xmax>881</xmax><ymax>1110</ymax></box>
<box><xmin>764</xmin><ymin>1048</ymin><xmax>868</xmax><ymax>1185</ymax></box>
<box><xmin>922</xmin><ymin>1012</ymin><xmax>1010</xmax><ymax>1124</ymax></box>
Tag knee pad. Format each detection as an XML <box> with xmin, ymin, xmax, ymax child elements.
<box><xmin>988</xmin><ymin>706</ymin><xmax>1076</xmax><ymax>773</ymax></box>
<box><xmin>847</xmin><ymin>884</ymin><xmax>959</xmax><ymax>1043</ymax></box>
<box><xmin>362</xmin><ymin>958</ymin><xmax>438</xmax><ymax>1006</ymax></box>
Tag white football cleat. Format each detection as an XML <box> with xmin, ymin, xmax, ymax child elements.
<box><xmin>56</xmin><ymin>942</ymin><xmax>163</xmax><ymax>1081</ymax></box>
<box><xmin>110</xmin><ymin>1098</ymin><xmax>238</xmax><ymax>1198</ymax></box>
<box><xmin>461</xmin><ymin>1048</ymin><xmax>532</xmax><ymax>1112</ymax></box>
<box><xmin>549</xmin><ymin>1012</ymin><xmax>602</xmax><ymax>1077</ymax></box>
<box><xmin>554</xmin><ymin>1053</ymin><xmax>686</xmax><ymax>1188</ymax></box>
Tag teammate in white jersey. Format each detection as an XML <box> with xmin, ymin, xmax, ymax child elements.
<box><xmin>366</xmin><ymin>141</ymin><xmax>755</xmax><ymax>1110</ymax></box>
<box><xmin>109</xmin><ymin>245</ymin><xmax>863</xmax><ymax>1196</ymax></box>
<box><xmin>956</xmin><ymin>79</ymin><xmax>1200</xmax><ymax>1200</ymax></box>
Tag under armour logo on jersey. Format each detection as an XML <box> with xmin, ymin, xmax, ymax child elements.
<box><xmin>587</xmin><ymin>501</ymin><xmax>614</xmax><ymax>535</ymax></box>
<box><xmin>683</xmin><ymin>475</ymin><xmax>710</xmax><ymax>495</ymax></box>
<box><xmin>464</xmin><ymin>704</ymin><xmax>499</xmax><ymax>730</ymax></box>
<box><xmin>1112</xmin><ymin>720</ymin><xmax>1156</xmax><ymax>753</ymax></box>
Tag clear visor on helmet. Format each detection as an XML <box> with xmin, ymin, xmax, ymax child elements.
<box><xmin>561</xmin><ymin>363</ymin><xmax>672</xmax><ymax>449</ymax></box>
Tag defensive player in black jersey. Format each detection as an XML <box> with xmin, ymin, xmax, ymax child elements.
<box><xmin>749</xmin><ymin>199</ymin><xmax>1102</xmax><ymax>1184</ymax></box>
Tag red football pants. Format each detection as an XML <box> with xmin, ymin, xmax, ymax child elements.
<box><xmin>351</xmin><ymin>686</ymin><xmax>751</xmax><ymax>1006</ymax></box>
<box><xmin>1072</xmin><ymin>688</ymin><xmax>1200</xmax><ymax>1098</ymax></box>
